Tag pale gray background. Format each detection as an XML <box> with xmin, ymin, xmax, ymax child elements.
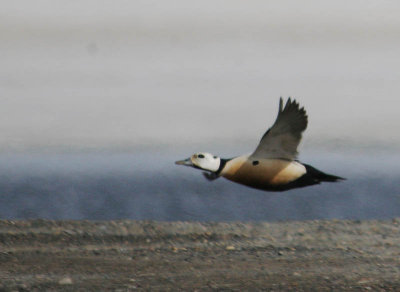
<box><xmin>1</xmin><ymin>0</ymin><xmax>400</xmax><ymax>152</ymax></box>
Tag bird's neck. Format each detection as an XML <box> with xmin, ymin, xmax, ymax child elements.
<box><xmin>215</xmin><ymin>158</ymin><xmax>231</xmax><ymax>175</ymax></box>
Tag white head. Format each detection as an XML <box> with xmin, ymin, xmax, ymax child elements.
<box><xmin>175</xmin><ymin>152</ymin><xmax>221</xmax><ymax>172</ymax></box>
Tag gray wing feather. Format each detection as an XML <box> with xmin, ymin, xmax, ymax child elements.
<box><xmin>251</xmin><ymin>97</ymin><xmax>308</xmax><ymax>160</ymax></box>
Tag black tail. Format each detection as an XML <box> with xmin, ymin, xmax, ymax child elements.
<box><xmin>303</xmin><ymin>164</ymin><xmax>345</xmax><ymax>182</ymax></box>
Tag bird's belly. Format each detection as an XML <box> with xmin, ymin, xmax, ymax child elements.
<box><xmin>221</xmin><ymin>157</ymin><xmax>306</xmax><ymax>188</ymax></box>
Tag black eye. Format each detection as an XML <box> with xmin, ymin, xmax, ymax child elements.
<box><xmin>198</xmin><ymin>154</ymin><xmax>205</xmax><ymax>159</ymax></box>
<box><xmin>213</xmin><ymin>156</ymin><xmax>217</xmax><ymax>159</ymax></box>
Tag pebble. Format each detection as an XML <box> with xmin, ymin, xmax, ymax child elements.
<box><xmin>58</xmin><ymin>277</ymin><xmax>73</xmax><ymax>285</ymax></box>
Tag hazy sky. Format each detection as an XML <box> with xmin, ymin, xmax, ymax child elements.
<box><xmin>1</xmin><ymin>1</ymin><xmax>400</xmax><ymax>152</ymax></box>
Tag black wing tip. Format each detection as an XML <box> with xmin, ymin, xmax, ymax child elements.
<box><xmin>279</xmin><ymin>97</ymin><xmax>298</xmax><ymax>112</ymax></box>
<box><xmin>278</xmin><ymin>97</ymin><xmax>308</xmax><ymax>130</ymax></box>
<box><xmin>278</xmin><ymin>97</ymin><xmax>284</xmax><ymax>113</ymax></box>
<box><xmin>284</xmin><ymin>96</ymin><xmax>299</xmax><ymax>107</ymax></box>
<box><xmin>281</xmin><ymin>97</ymin><xmax>307</xmax><ymax>114</ymax></box>
<box><xmin>280</xmin><ymin>97</ymin><xmax>301</xmax><ymax>108</ymax></box>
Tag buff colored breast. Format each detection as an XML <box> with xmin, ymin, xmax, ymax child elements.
<box><xmin>220</xmin><ymin>156</ymin><xmax>306</xmax><ymax>189</ymax></box>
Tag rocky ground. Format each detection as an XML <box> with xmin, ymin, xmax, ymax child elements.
<box><xmin>0</xmin><ymin>219</ymin><xmax>400</xmax><ymax>291</ymax></box>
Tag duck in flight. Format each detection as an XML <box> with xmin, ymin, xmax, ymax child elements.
<box><xmin>175</xmin><ymin>98</ymin><xmax>344</xmax><ymax>191</ymax></box>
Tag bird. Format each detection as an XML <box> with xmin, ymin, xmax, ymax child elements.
<box><xmin>175</xmin><ymin>98</ymin><xmax>345</xmax><ymax>191</ymax></box>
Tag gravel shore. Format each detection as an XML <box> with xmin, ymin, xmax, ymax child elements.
<box><xmin>1</xmin><ymin>219</ymin><xmax>400</xmax><ymax>291</ymax></box>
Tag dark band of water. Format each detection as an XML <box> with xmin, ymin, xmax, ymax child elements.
<box><xmin>0</xmin><ymin>151</ymin><xmax>399</xmax><ymax>221</ymax></box>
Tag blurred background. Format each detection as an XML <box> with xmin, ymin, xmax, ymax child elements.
<box><xmin>1</xmin><ymin>0</ymin><xmax>399</xmax><ymax>220</ymax></box>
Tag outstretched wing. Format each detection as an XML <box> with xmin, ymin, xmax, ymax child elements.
<box><xmin>251</xmin><ymin>97</ymin><xmax>308</xmax><ymax>160</ymax></box>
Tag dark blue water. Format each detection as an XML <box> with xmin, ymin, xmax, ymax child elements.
<box><xmin>0</xmin><ymin>151</ymin><xmax>399</xmax><ymax>221</ymax></box>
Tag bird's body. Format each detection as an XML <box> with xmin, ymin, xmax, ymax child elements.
<box><xmin>220</xmin><ymin>156</ymin><xmax>305</xmax><ymax>189</ymax></box>
<box><xmin>176</xmin><ymin>98</ymin><xmax>344</xmax><ymax>191</ymax></box>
